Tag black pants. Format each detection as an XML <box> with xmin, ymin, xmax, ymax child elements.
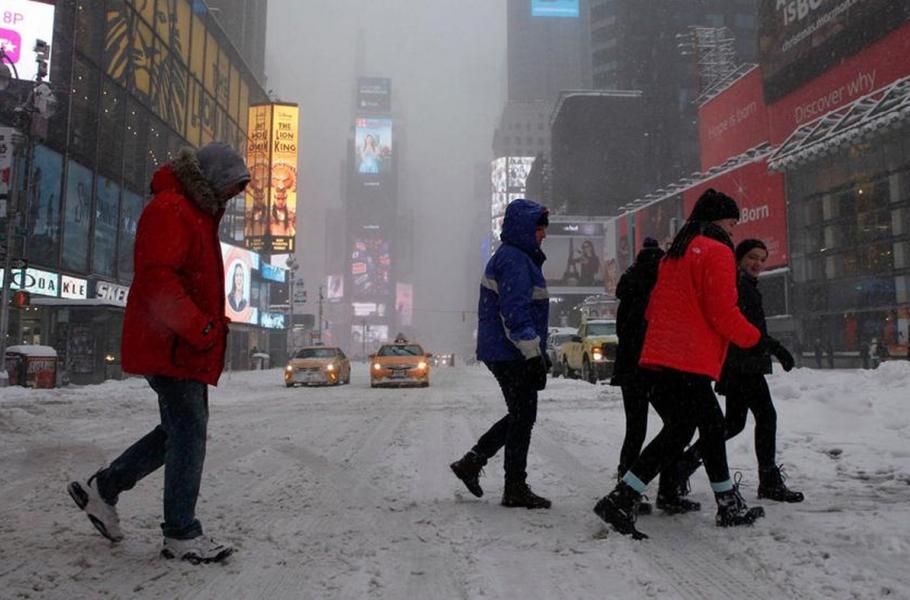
<box><xmin>620</xmin><ymin>381</ymin><xmax>675</xmax><ymax>493</ymax></box>
<box><xmin>473</xmin><ymin>360</ymin><xmax>538</xmax><ymax>485</ymax></box>
<box><xmin>685</xmin><ymin>374</ymin><xmax>777</xmax><ymax>470</ymax></box>
<box><xmin>628</xmin><ymin>370</ymin><xmax>730</xmax><ymax>486</ymax></box>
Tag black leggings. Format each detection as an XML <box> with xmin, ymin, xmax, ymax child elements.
<box><xmin>629</xmin><ymin>370</ymin><xmax>730</xmax><ymax>486</ymax></box>
<box><xmin>618</xmin><ymin>382</ymin><xmax>649</xmax><ymax>476</ymax></box>
<box><xmin>721</xmin><ymin>374</ymin><xmax>777</xmax><ymax>469</ymax></box>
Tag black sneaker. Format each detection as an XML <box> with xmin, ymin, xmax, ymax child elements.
<box><xmin>757</xmin><ymin>465</ymin><xmax>804</xmax><ymax>503</ymax></box>
<box><xmin>450</xmin><ymin>451</ymin><xmax>486</xmax><ymax>498</ymax></box>
<box><xmin>501</xmin><ymin>482</ymin><xmax>551</xmax><ymax>509</ymax></box>
<box><xmin>593</xmin><ymin>482</ymin><xmax>648</xmax><ymax>540</ymax></box>
<box><xmin>715</xmin><ymin>485</ymin><xmax>765</xmax><ymax>527</ymax></box>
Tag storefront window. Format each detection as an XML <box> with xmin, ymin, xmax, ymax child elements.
<box><xmin>93</xmin><ymin>175</ymin><xmax>121</xmax><ymax>276</ymax></box>
<box><xmin>27</xmin><ymin>145</ymin><xmax>64</xmax><ymax>268</ymax></box>
<box><xmin>118</xmin><ymin>189</ymin><xmax>145</xmax><ymax>282</ymax></box>
<box><xmin>61</xmin><ymin>160</ymin><xmax>94</xmax><ymax>273</ymax></box>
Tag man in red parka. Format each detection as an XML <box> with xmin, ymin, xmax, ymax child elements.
<box><xmin>68</xmin><ymin>142</ymin><xmax>250</xmax><ymax>564</ymax></box>
<box><xmin>594</xmin><ymin>189</ymin><xmax>766</xmax><ymax>539</ymax></box>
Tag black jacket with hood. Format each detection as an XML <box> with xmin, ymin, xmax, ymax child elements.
<box><xmin>610</xmin><ymin>246</ymin><xmax>664</xmax><ymax>386</ymax></box>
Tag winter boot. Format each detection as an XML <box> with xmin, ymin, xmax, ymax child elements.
<box><xmin>656</xmin><ymin>473</ymin><xmax>701</xmax><ymax>515</ymax></box>
<box><xmin>715</xmin><ymin>485</ymin><xmax>765</xmax><ymax>527</ymax></box>
<box><xmin>593</xmin><ymin>481</ymin><xmax>648</xmax><ymax>540</ymax></box>
<box><xmin>757</xmin><ymin>465</ymin><xmax>804</xmax><ymax>503</ymax></box>
<box><xmin>450</xmin><ymin>450</ymin><xmax>486</xmax><ymax>498</ymax></box>
<box><xmin>675</xmin><ymin>447</ymin><xmax>703</xmax><ymax>497</ymax></box>
<box><xmin>68</xmin><ymin>472</ymin><xmax>124</xmax><ymax>542</ymax></box>
<box><xmin>161</xmin><ymin>535</ymin><xmax>234</xmax><ymax>564</ymax></box>
<box><xmin>501</xmin><ymin>481</ymin><xmax>551</xmax><ymax>509</ymax></box>
<box><xmin>617</xmin><ymin>468</ymin><xmax>652</xmax><ymax>515</ymax></box>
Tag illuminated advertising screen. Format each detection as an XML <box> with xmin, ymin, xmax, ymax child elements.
<box><xmin>633</xmin><ymin>196</ymin><xmax>681</xmax><ymax>252</ymax></box>
<box><xmin>0</xmin><ymin>0</ymin><xmax>55</xmax><ymax>82</ymax></box>
<box><xmin>508</xmin><ymin>157</ymin><xmax>534</xmax><ymax>189</ymax></box>
<box><xmin>244</xmin><ymin>103</ymin><xmax>299</xmax><ymax>254</ymax></box>
<box><xmin>260</xmin><ymin>311</ymin><xmax>286</xmax><ymax>329</ymax></box>
<box><xmin>759</xmin><ymin>0</ymin><xmax>910</xmax><ymax>102</ymax></box>
<box><xmin>260</xmin><ymin>262</ymin><xmax>287</xmax><ymax>283</ymax></box>
<box><xmin>351</xmin><ymin>235</ymin><xmax>391</xmax><ymax>298</ymax></box>
<box><xmin>698</xmin><ymin>67</ymin><xmax>769</xmax><ymax>171</ymax></box>
<box><xmin>351</xmin><ymin>324</ymin><xmax>389</xmax><ymax>346</ymax></box>
<box><xmin>531</xmin><ymin>0</ymin><xmax>579</xmax><ymax>18</ymax></box>
<box><xmin>326</xmin><ymin>274</ymin><xmax>344</xmax><ymax>300</ymax></box>
<box><xmin>542</xmin><ymin>221</ymin><xmax>606</xmax><ymax>294</ymax></box>
<box><xmin>354</xmin><ymin>118</ymin><xmax>392</xmax><ymax>175</ymax></box>
<box><xmin>491</xmin><ymin>156</ymin><xmax>533</xmax><ymax>239</ymax></box>
<box><xmin>396</xmin><ymin>283</ymin><xmax>413</xmax><ymax>327</ymax></box>
<box><xmin>221</xmin><ymin>242</ymin><xmax>260</xmax><ymax>325</ymax></box>
<box><xmin>0</xmin><ymin>266</ymin><xmax>59</xmax><ymax>297</ymax></box>
<box><xmin>357</xmin><ymin>77</ymin><xmax>391</xmax><ymax>112</ymax></box>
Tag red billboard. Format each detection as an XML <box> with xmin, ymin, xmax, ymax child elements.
<box><xmin>633</xmin><ymin>196</ymin><xmax>681</xmax><ymax>252</ymax></box>
<box><xmin>698</xmin><ymin>67</ymin><xmax>769</xmax><ymax>171</ymax></box>
<box><xmin>682</xmin><ymin>160</ymin><xmax>788</xmax><ymax>269</ymax></box>
<box><xmin>768</xmin><ymin>20</ymin><xmax>910</xmax><ymax>144</ymax></box>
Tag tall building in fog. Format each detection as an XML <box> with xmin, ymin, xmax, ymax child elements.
<box><xmin>206</xmin><ymin>0</ymin><xmax>269</xmax><ymax>84</ymax></box>
<box><xmin>589</xmin><ymin>0</ymin><xmax>759</xmax><ymax>186</ymax></box>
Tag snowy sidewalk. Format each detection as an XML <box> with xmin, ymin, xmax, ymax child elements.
<box><xmin>1</xmin><ymin>363</ymin><xmax>908</xmax><ymax>599</ymax></box>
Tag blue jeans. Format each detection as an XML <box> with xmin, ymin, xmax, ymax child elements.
<box><xmin>96</xmin><ymin>376</ymin><xmax>209</xmax><ymax>540</ymax></box>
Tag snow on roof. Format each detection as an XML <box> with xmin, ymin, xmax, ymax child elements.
<box><xmin>6</xmin><ymin>345</ymin><xmax>57</xmax><ymax>357</ymax></box>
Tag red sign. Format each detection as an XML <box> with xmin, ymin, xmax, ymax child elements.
<box><xmin>634</xmin><ymin>196</ymin><xmax>679</xmax><ymax>252</ymax></box>
<box><xmin>682</xmin><ymin>159</ymin><xmax>788</xmax><ymax>269</ymax></box>
<box><xmin>768</xmin><ymin>20</ymin><xmax>910</xmax><ymax>144</ymax></box>
<box><xmin>698</xmin><ymin>67</ymin><xmax>769</xmax><ymax>170</ymax></box>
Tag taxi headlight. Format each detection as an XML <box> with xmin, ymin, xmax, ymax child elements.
<box><xmin>373</xmin><ymin>363</ymin><xmax>381</xmax><ymax>371</ymax></box>
<box><xmin>417</xmin><ymin>361</ymin><xmax>427</xmax><ymax>370</ymax></box>
<box><xmin>326</xmin><ymin>363</ymin><xmax>335</xmax><ymax>371</ymax></box>
<box><xmin>285</xmin><ymin>365</ymin><xmax>294</xmax><ymax>372</ymax></box>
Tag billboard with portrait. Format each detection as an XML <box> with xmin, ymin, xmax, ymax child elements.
<box><xmin>542</xmin><ymin>220</ymin><xmax>606</xmax><ymax>294</ymax></box>
<box><xmin>221</xmin><ymin>242</ymin><xmax>260</xmax><ymax>325</ymax></box>
<box><xmin>357</xmin><ymin>77</ymin><xmax>391</xmax><ymax>113</ymax></box>
<box><xmin>759</xmin><ymin>0</ymin><xmax>910</xmax><ymax>102</ymax></box>
<box><xmin>532</xmin><ymin>0</ymin><xmax>579</xmax><ymax>18</ymax></box>
<box><xmin>354</xmin><ymin>118</ymin><xmax>392</xmax><ymax>175</ymax></box>
<box><xmin>244</xmin><ymin>103</ymin><xmax>299</xmax><ymax>254</ymax></box>
<box><xmin>351</xmin><ymin>235</ymin><xmax>391</xmax><ymax>298</ymax></box>
<box><xmin>326</xmin><ymin>274</ymin><xmax>344</xmax><ymax>300</ymax></box>
<box><xmin>0</xmin><ymin>0</ymin><xmax>55</xmax><ymax>82</ymax></box>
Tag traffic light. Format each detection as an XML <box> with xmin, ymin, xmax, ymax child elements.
<box><xmin>34</xmin><ymin>39</ymin><xmax>49</xmax><ymax>80</ymax></box>
<box><xmin>11</xmin><ymin>290</ymin><xmax>29</xmax><ymax>307</ymax></box>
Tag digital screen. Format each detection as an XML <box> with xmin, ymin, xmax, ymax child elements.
<box><xmin>260</xmin><ymin>262</ymin><xmax>287</xmax><ymax>283</ymax></box>
<box><xmin>326</xmin><ymin>274</ymin><xmax>344</xmax><ymax>300</ymax></box>
<box><xmin>531</xmin><ymin>0</ymin><xmax>579</xmax><ymax>18</ymax></box>
<box><xmin>351</xmin><ymin>324</ymin><xmax>389</xmax><ymax>345</ymax></box>
<box><xmin>542</xmin><ymin>235</ymin><xmax>606</xmax><ymax>289</ymax></box>
<box><xmin>357</xmin><ymin>77</ymin><xmax>391</xmax><ymax>112</ymax></box>
<box><xmin>0</xmin><ymin>0</ymin><xmax>55</xmax><ymax>82</ymax></box>
<box><xmin>352</xmin><ymin>302</ymin><xmax>386</xmax><ymax>317</ymax></box>
<box><xmin>354</xmin><ymin>118</ymin><xmax>393</xmax><ymax>175</ymax></box>
<box><xmin>260</xmin><ymin>311</ymin><xmax>286</xmax><ymax>329</ymax></box>
<box><xmin>221</xmin><ymin>242</ymin><xmax>260</xmax><ymax>325</ymax></box>
<box><xmin>396</xmin><ymin>283</ymin><xmax>413</xmax><ymax>327</ymax></box>
<box><xmin>508</xmin><ymin>157</ymin><xmax>534</xmax><ymax>189</ymax></box>
<box><xmin>351</xmin><ymin>236</ymin><xmax>391</xmax><ymax>297</ymax></box>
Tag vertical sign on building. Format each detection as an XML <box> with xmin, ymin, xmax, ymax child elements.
<box><xmin>244</xmin><ymin>103</ymin><xmax>299</xmax><ymax>254</ymax></box>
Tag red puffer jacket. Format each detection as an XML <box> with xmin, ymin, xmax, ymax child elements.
<box><xmin>639</xmin><ymin>235</ymin><xmax>760</xmax><ymax>381</ymax></box>
<box><xmin>121</xmin><ymin>150</ymin><xmax>228</xmax><ymax>385</ymax></box>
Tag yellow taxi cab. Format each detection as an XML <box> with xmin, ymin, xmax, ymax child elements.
<box><xmin>285</xmin><ymin>345</ymin><xmax>351</xmax><ymax>387</ymax></box>
<box><xmin>370</xmin><ymin>341</ymin><xmax>431</xmax><ymax>388</ymax></box>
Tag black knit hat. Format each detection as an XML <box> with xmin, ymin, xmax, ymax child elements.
<box><xmin>689</xmin><ymin>188</ymin><xmax>740</xmax><ymax>222</ymax></box>
<box><xmin>735</xmin><ymin>238</ymin><xmax>768</xmax><ymax>263</ymax></box>
<box><xmin>537</xmin><ymin>209</ymin><xmax>549</xmax><ymax>228</ymax></box>
<box><xmin>643</xmin><ymin>236</ymin><xmax>659</xmax><ymax>249</ymax></box>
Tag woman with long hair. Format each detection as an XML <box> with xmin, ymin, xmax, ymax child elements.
<box><xmin>593</xmin><ymin>189</ymin><xmax>765</xmax><ymax>539</ymax></box>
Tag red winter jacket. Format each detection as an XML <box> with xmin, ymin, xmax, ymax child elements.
<box><xmin>121</xmin><ymin>150</ymin><xmax>229</xmax><ymax>385</ymax></box>
<box><xmin>639</xmin><ymin>235</ymin><xmax>760</xmax><ymax>381</ymax></box>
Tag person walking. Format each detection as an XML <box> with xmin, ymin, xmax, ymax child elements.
<box><xmin>450</xmin><ymin>198</ymin><xmax>552</xmax><ymax>509</ymax></box>
<box><xmin>610</xmin><ymin>237</ymin><xmax>699</xmax><ymax>515</ymax></box>
<box><xmin>67</xmin><ymin>142</ymin><xmax>250</xmax><ymax>564</ymax></box>
<box><xmin>675</xmin><ymin>239</ymin><xmax>803</xmax><ymax>504</ymax></box>
<box><xmin>593</xmin><ymin>189</ymin><xmax>765</xmax><ymax>538</ymax></box>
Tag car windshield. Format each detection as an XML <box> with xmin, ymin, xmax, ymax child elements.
<box><xmin>587</xmin><ymin>322</ymin><xmax>617</xmax><ymax>336</ymax></box>
<box><xmin>295</xmin><ymin>348</ymin><xmax>336</xmax><ymax>359</ymax></box>
<box><xmin>378</xmin><ymin>344</ymin><xmax>424</xmax><ymax>357</ymax></box>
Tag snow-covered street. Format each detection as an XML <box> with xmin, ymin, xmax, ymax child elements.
<box><xmin>1</xmin><ymin>363</ymin><xmax>909</xmax><ymax>599</ymax></box>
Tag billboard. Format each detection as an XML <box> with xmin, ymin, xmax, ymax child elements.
<box><xmin>542</xmin><ymin>221</ymin><xmax>606</xmax><ymax>293</ymax></box>
<box><xmin>396</xmin><ymin>283</ymin><xmax>413</xmax><ymax>327</ymax></box>
<box><xmin>260</xmin><ymin>311</ymin><xmax>286</xmax><ymax>329</ymax></box>
<box><xmin>698</xmin><ymin>67</ymin><xmax>769</xmax><ymax>170</ymax></box>
<box><xmin>357</xmin><ymin>77</ymin><xmax>391</xmax><ymax>113</ymax></box>
<box><xmin>633</xmin><ymin>196</ymin><xmax>682</xmax><ymax>253</ymax></box>
<box><xmin>759</xmin><ymin>0</ymin><xmax>910</xmax><ymax>102</ymax></box>
<box><xmin>354</xmin><ymin>118</ymin><xmax>392</xmax><ymax>175</ymax></box>
<box><xmin>0</xmin><ymin>0</ymin><xmax>55</xmax><ymax>82</ymax></box>
<box><xmin>0</xmin><ymin>266</ymin><xmax>59</xmax><ymax>297</ymax></box>
<box><xmin>352</xmin><ymin>324</ymin><xmax>389</xmax><ymax>346</ymax></box>
<box><xmin>244</xmin><ymin>103</ymin><xmax>299</xmax><ymax>254</ymax></box>
<box><xmin>491</xmin><ymin>156</ymin><xmax>533</xmax><ymax>239</ymax></box>
<box><xmin>682</xmin><ymin>160</ymin><xmax>788</xmax><ymax>269</ymax></box>
<box><xmin>532</xmin><ymin>0</ymin><xmax>580</xmax><ymax>18</ymax></box>
<box><xmin>351</xmin><ymin>235</ymin><xmax>391</xmax><ymax>298</ymax></box>
<box><xmin>221</xmin><ymin>242</ymin><xmax>260</xmax><ymax>325</ymax></box>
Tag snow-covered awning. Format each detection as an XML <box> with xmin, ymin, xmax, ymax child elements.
<box><xmin>769</xmin><ymin>75</ymin><xmax>910</xmax><ymax>171</ymax></box>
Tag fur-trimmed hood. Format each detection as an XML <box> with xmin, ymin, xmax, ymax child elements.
<box><xmin>154</xmin><ymin>144</ymin><xmax>250</xmax><ymax>216</ymax></box>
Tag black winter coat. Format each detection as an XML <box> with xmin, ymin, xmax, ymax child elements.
<box><xmin>610</xmin><ymin>247</ymin><xmax>664</xmax><ymax>386</ymax></box>
<box><xmin>723</xmin><ymin>271</ymin><xmax>772</xmax><ymax>376</ymax></box>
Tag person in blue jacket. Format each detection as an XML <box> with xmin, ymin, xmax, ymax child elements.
<box><xmin>450</xmin><ymin>199</ymin><xmax>552</xmax><ymax>509</ymax></box>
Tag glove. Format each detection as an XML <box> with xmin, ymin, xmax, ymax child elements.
<box><xmin>525</xmin><ymin>355</ymin><xmax>548</xmax><ymax>391</ymax></box>
<box><xmin>768</xmin><ymin>338</ymin><xmax>795</xmax><ymax>372</ymax></box>
<box><xmin>543</xmin><ymin>353</ymin><xmax>553</xmax><ymax>372</ymax></box>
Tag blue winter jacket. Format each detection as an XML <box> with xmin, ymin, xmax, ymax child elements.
<box><xmin>476</xmin><ymin>199</ymin><xmax>549</xmax><ymax>363</ymax></box>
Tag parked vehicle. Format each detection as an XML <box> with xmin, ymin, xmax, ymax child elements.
<box><xmin>546</xmin><ymin>329</ymin><xmax>576</xmax><ymax>377</ymax></box>
<box><xmin>285</xmin><ymin>346</ymin><xmax>351</xmax><ymax>387</ymax></box>
<box><xmin>560</xmin><ymin>319</ymin><xmax>618</xmax><ymax>383</ymax></box>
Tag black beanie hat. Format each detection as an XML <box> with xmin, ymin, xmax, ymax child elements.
<box><xmin>643</xmin><ymin>236</ymin><xmax>659</xmax><ymax>249</ymax></box>
<box><xmin>689</xmin><ymin>188</ymin><xmax>740</xmax><ymax>222</ymax></box>
<box><xmin>537</xmin><ymin>209</ymin><xmax>549</xmax><ymax>227</ymax></box>
<box><xmin>735</xmin><ymin>238</ymin><xmax>768</xmax><ymax>263</ymax></box>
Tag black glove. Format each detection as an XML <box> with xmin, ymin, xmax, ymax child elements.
<box><xmin>525</xmin><ymin>355</ymin><xmax>548</xmax><ymax>391</ymax></box>
<box><xmin>768</xmin><ymin>338</ymin><xmax>795</xmax><ymax>372</ymax></box>
<box><xmin>543</xmin><ymin>353</ymin><xmax>553</xmax><ymax>372</ymax></box>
